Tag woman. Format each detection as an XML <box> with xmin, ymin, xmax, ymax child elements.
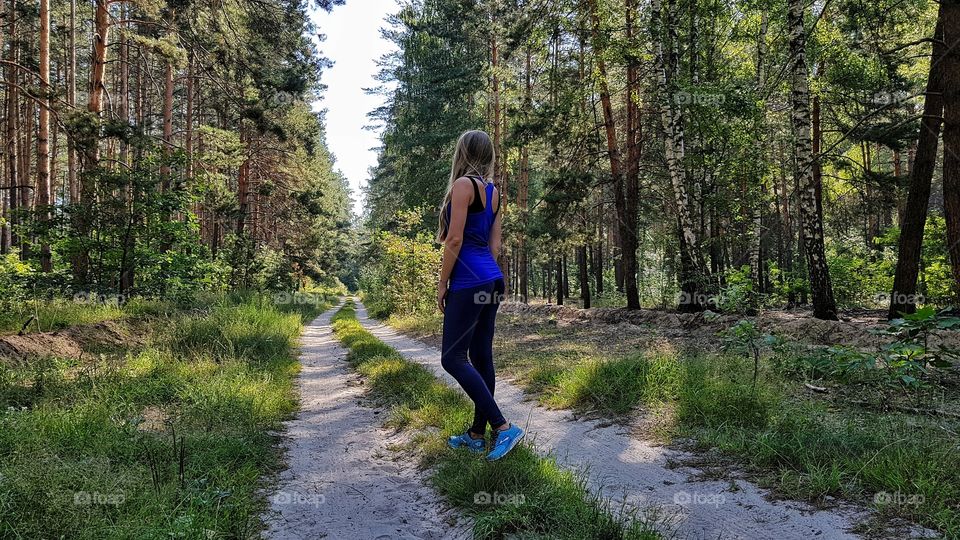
<box><xmin>436</xmin><ymin>130</ymin><xmax>523</xmax><ymax>461</ymax></box>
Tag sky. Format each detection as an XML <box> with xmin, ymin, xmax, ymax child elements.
<box><xmin>310</xmin><ymin>0</ymin><xmax>399</xmax><ymax>216</ymax></box>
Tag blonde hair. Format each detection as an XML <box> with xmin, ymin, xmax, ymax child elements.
<box><xmin>436</xmin><ymin>130</ymin><xmax>495</xmax><ymax>242</ymax></box>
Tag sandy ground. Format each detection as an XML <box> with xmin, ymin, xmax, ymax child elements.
<box><xmin>261</xmin><ymin>302</ymin><xmax>466</xmax><ymax>540</ymax></box>
<box><xmin>353</xmin><ymin>301</ymin><xmax>920</xmax><ymax>540</ymax></box>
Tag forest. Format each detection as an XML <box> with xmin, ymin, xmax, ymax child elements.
<box><xmin>363</xmin><ymin>0</ymin><xmax>960</xmax><ymax>322</ymax></box>
<box><xmin>1</xmin><ymin>0</ymin><xmax>959</xmax><ymax>538</ymax></box>
<box><xmin>0</xmin><ymin>0</ymin><xmax>353</xmax><ymax>302</ymax></box>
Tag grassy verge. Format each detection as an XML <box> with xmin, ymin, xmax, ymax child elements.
<box><xmin>0</xmin><ymin>292</ymin><xmax>330</xmax><ymax>539</ymax></box>
<box><xmin>386</xmin><ymin>310</ymin><xmax>442</xmax><ymax>340</ymax></box>
<box><xmin>389</xmin><ymin>311</ymin><xmax>960</xmax><ymax>537</ymax></box>
<box><xmin>331</xmin><ymin>302</ymin><xmax>661</xmax><ymax>539</ymax></box>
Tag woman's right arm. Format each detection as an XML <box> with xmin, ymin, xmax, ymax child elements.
<box><xmin>438</xmin><ymin>177</ymin><xmax>473</xmax><ymax>312</ymax></box>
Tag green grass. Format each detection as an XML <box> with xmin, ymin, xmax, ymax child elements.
<box><xmin>0</xmin><ymin>293</ymin><xmax>330</xmax><ymax>539</ymax></box>
<box><xmin>0</xmin><ymin>298</ymin><xmax>128</xmax><ymax>335</ymax></box>
<box><xmin>500</xmin><ymin>346</ymin><xmax>960</xmax><ymax>537</ymax></box>
<box><xmin>386</xmin><ymin>310</ymin><xmax>443</xmax><ymax>338</ymax></box>
<box><xmin>331</xmin><ymin>302</ymin><xmax>661</xmax><ymax>540</ymax></box>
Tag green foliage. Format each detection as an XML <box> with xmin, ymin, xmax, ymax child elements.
<box><xmin>784</xmin><ymin>307</ymin><xmax>960</xmax><ymax>391</ymax></box>
<box><xmin>0</xmin><ymin>254</ymin><xmax>31</xmax><ymax>308</ymax></box>
<box><xmin>716</xmin><ymin>266</ymin><xmax>758</xmax><ymax>313</ymax></box>
<box><xmin>719</xmin><ymin>320</ymin><xmax>782</xmax><ymax>388</ymax></box>
<box><xmin>359</xmin><ymin>211</ymin><xmax>441</xmax><ymax>318</ymax></box>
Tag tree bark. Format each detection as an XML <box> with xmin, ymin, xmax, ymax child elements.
<box><xmin>555</xmin><ymin>256</ymin><xmax>563</xmax><ymax>305</ymax></box>
<box><xmin>587</xmin><ymin>0</ymin><xmax>639</xmax><ymax>308</ymax></box>
<box><xmin>37</xmin><ymin>0</ymin><xmax>52</xmax><ymax>271</ymax></box>
<box><xmin>74</xmin><ymin>0</ymin><xmax>112</xmax><ymax>284</ymax></box>
<box><xmin>6</xmin><ymin>0</ymin><xmax>19</xmax><ymax>255</ymax></box>
<box><xmin>788</xmin><ymin>0</ymin><xmax>838</xmax><ymax>320</ymax></box>
<box><xmin>578</xmin><ymin>245</ymin><xmax>591</xmax><ymax>308</ymax></box>
<box><xmin>67</xmin><ymin>0</ymin><xmax>78</xmax><ymax>204</ymax></box>
<box><xmin>889</xmin><ymin>10</ymin><xmax>946</xmax><ymax>317</ymax></box>
<box><xmin>651</xmin><ymin>0</ymin><xmax>708</xmax><ymax>311</ymax></box>
<box><xmin>942</xmin><ymin>0</ymin><xmax>960</xmax><ymax>302</ymax></box>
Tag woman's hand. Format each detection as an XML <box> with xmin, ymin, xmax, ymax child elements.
<box><xmin>437</xmin><ymin>281</ymin><xmax>448</xmax><ymax>313</ymax></box>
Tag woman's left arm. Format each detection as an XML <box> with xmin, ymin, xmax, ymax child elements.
<box><xmin>490</xmin><ymin>187</ymin><xmax>502</xmax><ymax>260</ymax></box>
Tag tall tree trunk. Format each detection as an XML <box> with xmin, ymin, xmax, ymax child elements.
<box><xmin>160</xmin><ymin>23</ymin><xmax>175</xmax><ymax>251</ymax></box>
<box><xmin>578</xmin><ymin>244</ymin><xmax>591</xmax><ymax>308</ymax></box>
<box><xmin>889</xmin><ymin>11</ymin><xmax>945</xmax><ymax>317</ymax></box>
<box><xmin>118</xmin><ymin>11</ymin><xmax>135</xmax><ymax>293</ymax></box>
<box><xmin>748</xmin><ymin>11</ymin><xmax>769</xmax><ymax>292</ymax></box>
<box><xmin>518</xmin><ymin>50</ymin><xmax>531</xmax><ymax>303</ymax></box>
<box><xmin>623</xmin><ymin>0</ymin><xmax>641</xmax><ymax>309</ymax></box>
<box><xmin>788</xmin><ymin>0</ymin><xmax>838</xmax><ymax>319</ymax></box>
<box><xmin>6</xmin><ymin>0</ymin><xmax>19</xmax><ymax>255</ymax></box>
<box><xmin>587</xmin><ymin>0</ymin><xmax>639</xmax><ymax>309</ymax></box>
<box><xmin>555</xmin><ymin>255</ymin><xmax>564</xmax><ymax>306</ymax></box>
<box><xmin>942</xmin><ymin>0</ymin><xmax>960</xmax><ymax>302</ymax></box>
<box><xmin>651</xmin><ymin>0</ymin><xmax>707</xmax><ymax>311</ymax></box>
<box><xmin>74</xmin><ymin>0</ymin><xmax>112</xmax><ymax>284</ymax></box>
<box><xmin>67</xmin><ymin>0</ymin><xmax>78</xmax><ymax>204</ymax></box>
<box><xmin>37</xmin><ymin>0</ymin><xmax>52</xmax><ymax>271</ymax></box>
<box><xmin>0</xmin><ymin>0</ymin><xmax>7</xmax><ymax>254</ymax></box>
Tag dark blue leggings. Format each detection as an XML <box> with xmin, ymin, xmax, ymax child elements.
<box><xmin>441</xmin><ymin>278</ymin><xmax>506</xmax><ymax>434</ymax></box>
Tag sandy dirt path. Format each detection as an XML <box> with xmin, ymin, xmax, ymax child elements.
<box><xmin>261</xmin><ymin>302</ymin><xmax>465</xmax><ymax>540</ymax></box>
<box><xmin>353</xmin><ymin>301</ymin><xmax>885</xmax><ymax>540</ymax></box>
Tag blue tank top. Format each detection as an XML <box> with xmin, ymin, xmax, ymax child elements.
<box><xmin>447</xmin><ymin>177</ymin><xmax>504</xmax><ymax>291</ymax></box>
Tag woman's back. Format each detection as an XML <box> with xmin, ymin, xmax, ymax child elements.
<box><xmin>448</xmin><ymin>176</ymin><xmax>503</xmax><ymax>291</ymax></box>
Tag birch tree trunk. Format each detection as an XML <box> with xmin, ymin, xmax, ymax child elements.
<box><xmin>651</xmin><ymin>0</ymin><xmax>708</xmax><ymax>311</ymax></box>
<box><xmin>788</xmin><ymin>0</ymin><xmax>838</xmax><ymax>320</ymax></box>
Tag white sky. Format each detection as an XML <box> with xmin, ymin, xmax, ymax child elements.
<box><xmin>310</xmin><ymin>0</ymin><xmax>399</xmax><ymax>216</ymax></box>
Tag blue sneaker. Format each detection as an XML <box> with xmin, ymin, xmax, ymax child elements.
<box><xmin>448</xmin><ymin>431</ymin><xmax>486</xmax><ymax>453</ymax></box>
<box><xmin>486</xmin><ymin>424</ymin><xmax>524</xmax><ymax>461</ymax></box>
